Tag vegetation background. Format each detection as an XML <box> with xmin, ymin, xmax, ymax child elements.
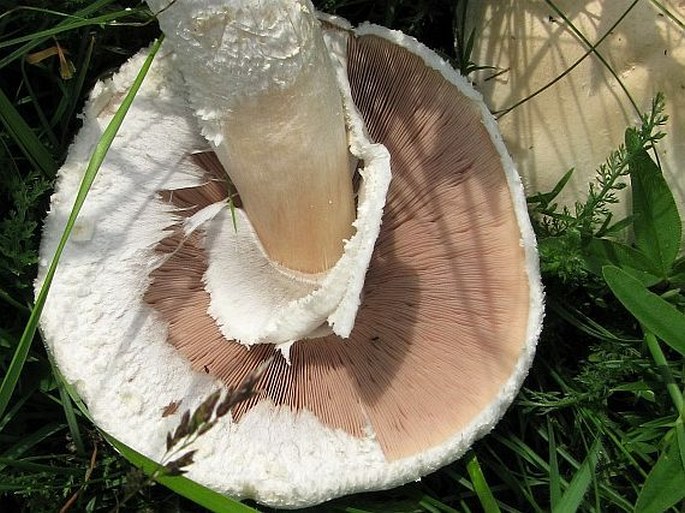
<box><xmin>1</xmin><ymin>1</ymin><xmax>684</xmax><ymax>512</ymax></box>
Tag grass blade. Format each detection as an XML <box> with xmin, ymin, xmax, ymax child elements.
<box><xmin>544</xmin><ymin>0</ymin><xmax>640</xmax><ymax>115</ymax></box>
<box><xmin>0</xmin><ymin>87</ymin><xmax>57</xmax><ymax>177</ymax></box>
<box><xmin>0</xmin><ymin>287</ymin><xmax>30</xmax><ymax>312</ymax></box>
<box><xmin>495</xmin><ymin>0</ymin><xmax>640</xmax><ymax>118</ymax></box>
<box><xmin>644</xmin><ymin>331</ymin><xmax>685</xmax><ymax>472</ymax></box>
<box><xmin>0</xmin><ymin>36</ymin><xmax>163</xmax><ymax>421</ymax></box>
<box><xmin>466</xmin><ymin>452</ymin><xmax>502</xmax><ymax>513</ymax></box>
<box><xmin>0</xmin><ymin>0</ymin><xmax>119</xmax><ymax>69</ymax></box>
<box><xmin>552</xmin><ymin>440</ymin><xmax>601</xmax><ymax>513</ymax></box>
<box><xmin>0</xmin><ymin>422</ymin><xmax>65</xmax><ymax>471</ymax></box>
<box><xmin>0</xmin><ymin>456</ymin><xmax>82</xmax><ymax>475</ymax></box>
<box><xmin>61</xmin><ymin>34</ymin><xmax>95</xmax><ymax>146</ymax></box>
<box><xmin>57</xmin><ymin>379</ymin><xmax>85</xmax><ymax>456</ymax></box>
<box><xmin>0</xmin><ymin>381</ymin><xmax>39</xmax><ymax>434</ymax></box>
<box><xmin>105</xmin><ymin>433</ymin><xmax>260</xmax><ymax>513</ymax></box>
<box><xmin>527</xmin><ymin>168</ymin><xmax>574</xmax><ymax>207</ymax></box>
<box><xmin>548</xmin><ymin>420</ymin><xmax>561</xmax><ymax>509</ymax></box>
<box><xmin>0</xmin><ymin>12</ymin><xmax>131</xmax><ymax>50</ymax></box>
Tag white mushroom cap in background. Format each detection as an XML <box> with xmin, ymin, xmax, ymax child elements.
<box><xmin>37</xmin><ymin>14</ymin><xmax>543</xmax><ymax>510</ymax></box>
<box><xmin>467</xmin><ymin>1</ymin><xmax>685</xmax><ymax>220</ymax></box>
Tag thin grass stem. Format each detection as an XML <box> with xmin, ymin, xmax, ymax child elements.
<box><xmin>544</xmin><ymin>0</ymin><xmax>640</xmax><ymax>115</ymax></box>
<box><xmin>495</xmin><ymin>0</ymin><xmax>640</xmax><ymax>119</ymax></box>
<box><xmin>644</xmin><ymin>332</ymin><xmax>685</xmax><ymax>414</ymax></box>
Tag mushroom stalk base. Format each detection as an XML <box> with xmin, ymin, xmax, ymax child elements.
<box><xmin>145</xmin><ymin>0</ymin><xmax>356</xmax><ymax>273</ymax></box>
<box><xmin>184</xmin><ymin>27</ymin><xmax>393</xmax><ymax>353</ymax></box>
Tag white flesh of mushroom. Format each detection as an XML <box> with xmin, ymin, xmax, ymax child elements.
<box><xmin>37</xmin><ymin>4</ymin><xmax>543</xmax><ymax>509</ymax></box>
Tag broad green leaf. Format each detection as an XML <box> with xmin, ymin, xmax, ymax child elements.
<box><xmin>603</xmin><ymin>266</ymin><xmax>685</xmax><ymax>356</ymax></box>
<box><xmin>626</xmin><ymin>128</ymin><xmax>682</xmax><ymax>275</ymax></box>
<box><xmin>552</xmin><ymin>440</ymin><xmax>601</xmax><ymax>513</ymax></box>
<box><xmin>636</xmin><ymin>435</ymin><xmax>685</xmax><ymax>513</ymax></box>
<box><xmin>583</xmin><ymin>238</ymin><xmax>660</xmax><ymax>286</ymax></box>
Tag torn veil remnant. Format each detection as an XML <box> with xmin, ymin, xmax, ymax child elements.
<box><xmin>38</xmin><ymin>0</ymin><xmax>544</xmax><ymax>508</ymax></box>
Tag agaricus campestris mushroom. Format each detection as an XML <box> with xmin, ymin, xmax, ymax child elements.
<box><xmin>38</xmin><ymin>0</ymin><xmax>543</xmax><ymax>508</ymax></box>
<box><xmin>466</xmin><ymin>1</ymin><xmax>685</xmax><ymax>219</ymax></box>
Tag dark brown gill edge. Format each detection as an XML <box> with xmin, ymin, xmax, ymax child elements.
<box><xmin>144</xmin><ymin>32</ymin><xmax>531</xmax><ymax>462</ymax></box>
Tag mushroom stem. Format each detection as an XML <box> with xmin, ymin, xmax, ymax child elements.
<box><xmin>146</xmin><ymin>0</ymin><xmax>355</xmax><ymax>273</ymax></box>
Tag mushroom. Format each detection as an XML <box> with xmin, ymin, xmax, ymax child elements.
<box><xmin>466</xmin><ymin>1</ymin><xmax>685</xmax><ymax>220</ymax></box>
<box><xmin>38</xmin><ymin>1</ymin><xmax>543</xmax><ymax>508</ymax></box>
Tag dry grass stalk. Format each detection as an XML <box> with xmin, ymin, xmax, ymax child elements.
<box><xmin>163</xmin><ymin>356</ymin><xmax>273</xmax><ymax>476</ymax></box>
<box><xmin>109</xmin><ymin>357</ymin><xmax>272</xmax><ymax>511</ymax></box>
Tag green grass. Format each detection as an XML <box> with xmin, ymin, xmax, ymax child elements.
<box><xmin>1</xmin><ymin>1</ymin><xmax>684</xmax><ymax>512</ymax></box>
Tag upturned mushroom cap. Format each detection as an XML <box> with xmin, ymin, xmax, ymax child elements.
<box><xmin>466</xmin><ymin>1</ymin><xmax>685</xmax><ymax>219</ymax></box>
<box><xmin>38</xmin><ymin>17</ymin><xmax>543</xmax><ymax>509</ymax></box>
